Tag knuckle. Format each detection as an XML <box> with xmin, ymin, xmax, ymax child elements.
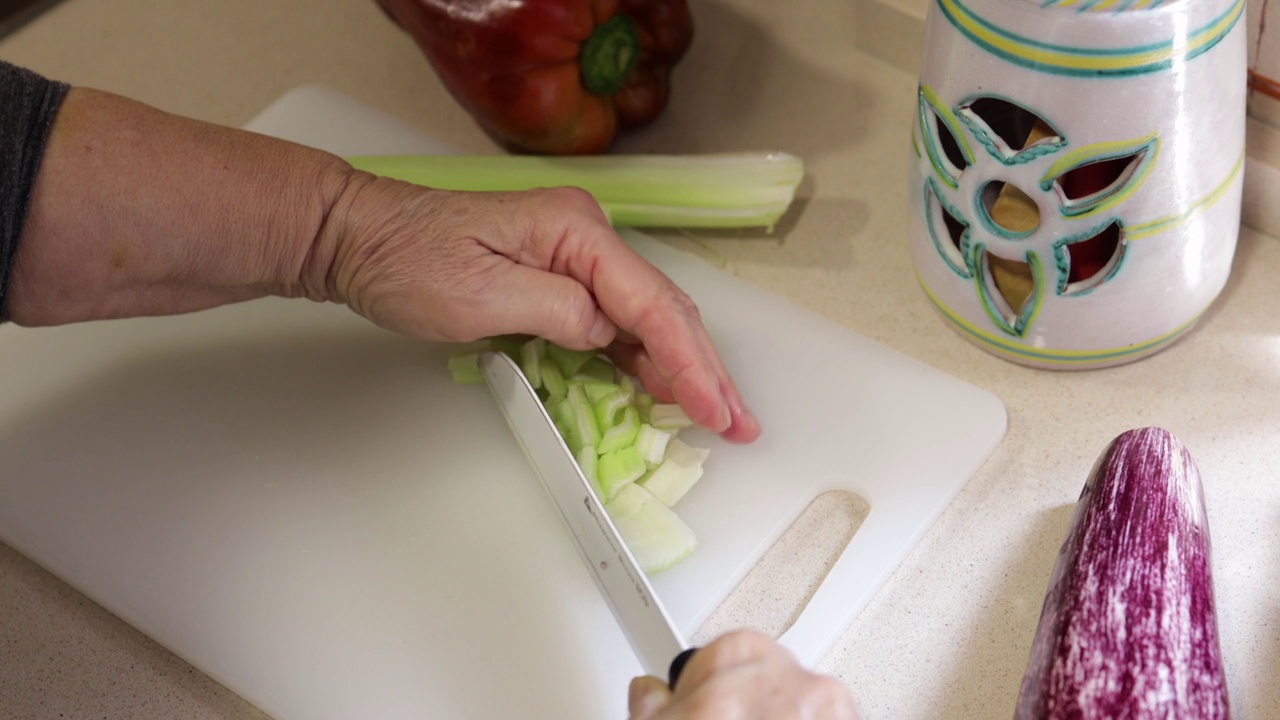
<box><xmin>704</xmin><ymin>628</ymin><xmax>774</xmax><ymax>665</ymax></box>
<box><xmin>526</xmin><ymin>186</ymin><xmax>602</xmax><ymax>218</ymax></box>
<box><xmin>554</xmin><ymin>285</ymin><xmax>598</xmax><ymax>341</ymax></box>
<box><xmin>549</xmin><ymin>185</ymin><xmax>602</xmax><ymax>211</ymax></box>
<box><xmin>687</xmin><ymin>682</ymin><xmax>744</xmax><ymax>717</ymax></box>
<box><xmin>666</xmin><ymin>287</ymin><xmax>701</xmax><ymax>321</ymax></box>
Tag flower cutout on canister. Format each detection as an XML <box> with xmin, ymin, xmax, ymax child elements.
<box><xmin>915</xmin><ymin>87</ymin><xmax>1157</xmax><ymax>338</ymax></box>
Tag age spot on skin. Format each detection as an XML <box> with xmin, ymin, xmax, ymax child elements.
<box><xmin>109</xmin><ymin>244</ymin><xmax>129</xmax><ymax>271</ymax></box>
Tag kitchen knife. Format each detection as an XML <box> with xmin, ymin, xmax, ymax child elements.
<box><xmin>479</xmin><ymin>350</ymin><xmax>695</xmax><ymax>686</ymax></box>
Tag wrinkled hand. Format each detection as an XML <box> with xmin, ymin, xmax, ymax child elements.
<box><xmin>628</xmin><ymin>631</ymin><xmax>860</xmax><ymax>720</ymax></box>
<box><xmin>316</xmin><ymin>175</ymin><xmax>760</xmax><ymax>442</ymax></box>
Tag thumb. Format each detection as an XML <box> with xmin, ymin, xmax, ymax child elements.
<box><xmin>478</xmin><ymin>263</ymin><xmax>618</xmax><ymax>350</ymax></box>
<box><xmin>628</xmin><ymin>675</ymin><xmax>673</xmax><ymax>720</ymax></box>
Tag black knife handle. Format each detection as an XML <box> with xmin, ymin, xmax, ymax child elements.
<box><xmin>667</xmin><ymin>647</ymin><xmax>698</xmax><ymax>689</ymax></box>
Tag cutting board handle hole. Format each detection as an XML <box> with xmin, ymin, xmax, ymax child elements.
<box><xmin>690</xmin><ymin>489</ymin><xmax>869</xmax><ymax>644</ymax></box>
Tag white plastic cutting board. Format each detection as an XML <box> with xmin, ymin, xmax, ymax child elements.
<box><xmin>0</xmin><ymin>86</ymin><xmax>1006</xmax><ymax>720</ymax></box>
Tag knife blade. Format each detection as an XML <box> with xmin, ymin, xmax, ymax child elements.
<box><xmin>479</xmin><ymin>350</ymin><xmax>694</xmax><ymax>684</ymax></box>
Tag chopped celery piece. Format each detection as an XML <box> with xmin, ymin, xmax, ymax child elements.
<box><xmin>594</xmin><ymin>388</ymin><xmax>632</xmax><ymax>429</ymax></box>
<box><xmin>619</xmin><ymin>375</ymin><xmax>637</xmax><ymax>401</ymax></box>
<box><xmin>638</xmin><ymin>439</ymin><xmax>710</xmax><ymax>507</ymax></box>
<box><xmin>487</xmin><ymin>335</ymin><xmax>526</xmax><ymax>359</ymax></box>
<box><xmin>605</xmin><ymin>483</ymin><xmax>698</xmax><ymax>573</ymax></box>
<box><xmin>597</xmin><ymin>445</ymin><xmax>647</xmax><ymax>501</ymax></box>
<box><xmin>576</xmin><ymin>445</ymin><xmax>598</xmax><ymax>485</ymax></box>
<box><xmin>582</xmin><ymin>380</ymin><xmax>621</xmax><ymax>404</ymax></box>
<box><xmin>519</xmin><ymin>338</ymin><xmax>545</xmax><ymax>390</ymax></box>
<box><xmin>649</xmin><ymin>403</ymin><xmax>694</xmax><ymax>430</ymax></box>
<box><xmin>552</xmin><ymin>398</ymin><xmax>581</xmax><ymax>454</ymax></box>
<box><xmin>447</xmin><ymin>351</ymin><xmax>484</xmax><ymax>385</ymax></box>
<box><xmin>634</xmin><ymin>424</ymin><xmax>673</xmax><ymax>466</ymax></box>
<box><xmin>443</xmin><ymin>331</ymin><xmax>713</xmax><ymax>573</ymax></box>
<box><xmin>598</xmin><ymin>407</ymin><xmax>641</xmax><ymax>454</ymax></box>
<box><xmin>541</xmin><ymin>361</ymin><xmax>568</xmax><ymax>401</ymax></box>
<box><xmin>345</xmin><ymin>152</ymin><xmax>806</xmax><ymax>231</ymax></box>
<box><xmin>573</xmin><ymin>356</ymin><xmax>617</xmax><ymax>383</ymax></box>
<box><xmin>546</xmin><ymin>343</ymin><xmax>598</xmax><ymax>378</ymax></box>
<box><xmin>565</xmin><ymin>384</ymin><xmax>602</xmax><ymax>451</ymax></box>
<box><xmin>634</xmin><ymin>392</ymin><xmax>655</xmax><ymax>422</ymax></box>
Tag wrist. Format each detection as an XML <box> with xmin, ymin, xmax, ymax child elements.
<box><xmin>8</xmin><ymin>87</ymin><xmax>359</xmax><ymax>325</ymax></box>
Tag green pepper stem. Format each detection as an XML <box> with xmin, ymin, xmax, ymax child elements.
<box><xmin>580</xmin><ymin>15</ymin><xmax>640</xmax><ymax>96</ymax></box>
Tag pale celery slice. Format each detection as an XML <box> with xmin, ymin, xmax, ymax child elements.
<box><xmin>639</xmin><ymin>439</ymin><xmax>710</xmax><ymax>507</ymax></box>
<box><xmin>346</xmin><ymin>153</ymin><xmax>805</xmax><ymax>230</ymax></box>
<box><xmin>634</xmin><ymin>424</ymin><xmax>673</xmax><ymax>466</ymax></box>
<box><xmin>605</xmin><ymin>483</ymin><xmax>698</xmax><ymax>574</ymax></box>
<box><xmin>649</xmin><ymin>403</ymin><xmax>694</xmax><ymax>430</ymax></box>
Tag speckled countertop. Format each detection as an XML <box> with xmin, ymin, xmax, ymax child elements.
<box><xmin>2</xmin><ymin>0</ymin><xmax>1279</xmax><ymax>717</ymax></box>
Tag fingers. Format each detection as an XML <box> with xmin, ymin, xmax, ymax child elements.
<box><xmin>507</xmin><ymin>188</ymin><xmax>760</xmax><ymax>442</ymax></box>
<box><xmin>465</xmin><ymin>262</ymin><xmax>619</xmax><ymax>350</ymax></box>
<box><xmin>650</xmin><ymin>630</ymin><xmax>861</xmax><ymax>720</ymax></box>
<box><xmin>608</xmin><ymin>338</ymin><xmax>761</xmax><ymax>444</ymax></box>
<box><xmin>628</xmin><ymin>675</ymin><xmax>673</xmax><ymax>720</ymax></box>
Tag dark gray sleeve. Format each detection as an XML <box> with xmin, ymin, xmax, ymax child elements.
<box><xmin>0</xmin><ymin>59</ymin><xmax>70</xmax><ymax>322</ymax></box>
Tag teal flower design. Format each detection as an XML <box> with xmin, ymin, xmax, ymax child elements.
<box><xmin>916</xmin><ymin>87</ymin><xmax>1158</xmax><ymax>338</ymax></box>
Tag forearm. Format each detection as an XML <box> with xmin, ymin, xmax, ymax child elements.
<box><xmin>7</xmin><ymin>86</ymin><xmax>353</xmax><ymax>325</ymax></box>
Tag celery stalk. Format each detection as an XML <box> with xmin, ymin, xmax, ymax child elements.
<box><xmin>345</xmin><ymin>153</ymin><xmax>805</xmax><ymax>231</ymax></box>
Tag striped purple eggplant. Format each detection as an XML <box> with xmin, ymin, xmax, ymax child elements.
<box><xmin>1015</xmin><ymin>427</ymin><xmax>1229</xmax><ymax>719</ymax></box>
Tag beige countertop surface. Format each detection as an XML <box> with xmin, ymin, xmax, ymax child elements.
<box><xmin>3</xmin><ymin>0</ymin><xmax>1279</xmax><ymax>718</ymax></box>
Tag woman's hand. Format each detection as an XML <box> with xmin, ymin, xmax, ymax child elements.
<box><xmin>628</xmin><ymin>631</ymin><xmax>860</xmax><ymax>720</ymax></box>
<box><xmin>313</xmin><ymin>175</ymin><xmax>760</xmax><ymax>442</ymax></box>
<box><xmin>12</xmin><ymin>87</ymin><xmax>758</xmax><ymax>442</ymax></box>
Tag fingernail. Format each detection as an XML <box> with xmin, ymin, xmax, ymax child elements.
<box><xmin>722</xmin><ymin>382</ymin><xmax>761</xmax><ymax>441</ymax></box>
<box><xmin>714</xmin><ymin>395</ymin><xmax>732</xmax><ymax>432</ymax></box>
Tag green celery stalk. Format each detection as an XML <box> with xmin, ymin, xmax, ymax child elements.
<box><xmin>345</xmin><ymin>153</ymin><xmax>805</xmax><ymax>231</ymax></box>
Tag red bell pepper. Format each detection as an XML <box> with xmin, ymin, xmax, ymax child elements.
<box><xmin>375</xmin><ymin>0</ymin><xmax>694</xmax><ymax>155</ymax></box>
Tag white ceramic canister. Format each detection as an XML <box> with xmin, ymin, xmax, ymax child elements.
<box><xmin>907</xmin><ymin>0</ymin><xmax>1247</xmax><ymax>369</ymax></box>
